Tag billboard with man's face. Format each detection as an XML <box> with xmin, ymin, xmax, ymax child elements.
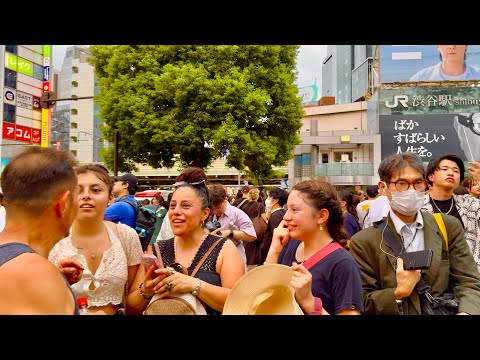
<box><xmin>380</xmin><ymin>45</ymin><xmax>480</xmax><ymax>83</ymax></box>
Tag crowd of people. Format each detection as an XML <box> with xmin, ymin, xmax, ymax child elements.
<box><xmin>1</xmin><ymin>146</ymin><xmax>480</xmax><ymax>315</ymax></box>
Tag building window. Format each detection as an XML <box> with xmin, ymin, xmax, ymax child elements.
<box><xmin>72</xmin><ymin>66</ymin><xmax>79</xmax><ymax>74</ymax></box>
<box><xmin>3</xmin><ymin>104</ymin><xmax>16</xmax><ymax>124</ymax></box>
<box><xmin>70</xmin><ymin>150</ymin><xmax>77</xmax><ymax>156</ymax></box>
<box><xmin>71</xmin><ymin>108</ymin><xmax>78</xmax><ymax>115</ymax></box>
<box><xmin>4</xmin><ymin>69</ymin><xmax>17</xmax><ymax>88</ymax></box>
<box><xmin>321</xmin><ymin>153</ymin><xmax>329</xmax><ymax>164</ymax></box>
<box><xmin>6</xmin><ymin>45</ymin><xmax>17</xmax><ymax>54</ymax></box>
<box><xmin>71</xmin><ymin>81</ymin><xmax>78</xmax><ymax>87</ymax></box>
<box><xmin>70</xmin><ymin>136</ymin><xmax>78</xmax><ymax>142</ymax></box>
<box><xmin>71</xmin><ymin>122</ymin><xmax>78</xmax><ymax>129</ymax></box>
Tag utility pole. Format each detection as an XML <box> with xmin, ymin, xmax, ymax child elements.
<box><xmin>41</xmin><ymin>91</ymin><xmax>118</xmax><ymax>175</ymax></box>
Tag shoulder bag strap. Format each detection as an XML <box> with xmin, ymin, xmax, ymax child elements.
<box><xmin>303</xmin><ymin>242</ymin><xmax>343</xmax><ymax>270</ymax></box>
<box><xmin>153</xmin><ymin>241</ymin><xmax>165</xmax><ymax>269</ymax></box>
<box><xmin>237</xmin><ymin>198</ymin><xmax>248</xmax><ymax>209</ymax></box>
<box><xmin>191</xmin><ymin>238</ymin><xmax>223</xmax><ymax>277</ymax></box>
<box><xmin>433</xmin><ymin>213</ymin><xmax>448</xmax><ymax>253</ymax></box>
<box><xmin>378</xmin><ymin>220</ymin><xmax>431</xmax><ymax>294</ymax></box>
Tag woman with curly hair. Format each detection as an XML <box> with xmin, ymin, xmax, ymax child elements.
<box><xmin>265</xmin><ymin>180</ymin><xmax>363</xmax><ymax>315</ymax></box>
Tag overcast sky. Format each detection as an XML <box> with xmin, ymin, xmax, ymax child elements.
<box><xmin>52</xmin><ymin>45</ymin><xmax>327</xmax><ymax>89</ymax></box>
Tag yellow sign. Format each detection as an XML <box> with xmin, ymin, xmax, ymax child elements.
<box><xmin>41</xmin><ymin>109</ymin><xmax>50</xmax><ymax>147</ymax></box>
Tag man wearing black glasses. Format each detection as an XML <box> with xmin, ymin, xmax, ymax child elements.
<box><xmin>349</xmin><ymin>152</ymin><xmax>480</xmax><ymax>315</ymax></box>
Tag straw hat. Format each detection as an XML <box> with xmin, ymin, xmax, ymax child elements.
<box><xmin>222</xmin><ymin>264</ymin><xmax>304</xmax><ymax>315</ymax></box>
<box><xmin>143</xmin><ymin>292</ymin><xmax>207</xmax><ymax>315</ymax></box>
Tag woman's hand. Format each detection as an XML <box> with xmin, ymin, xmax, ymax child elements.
<box><xmin>290</xmin><ymin>262</ymin><xmax>315</xmax><ymax>312</ymax></box>
<box><xmin>153</xmin><ymin>268</ymin><xmax>197</xmax><ymax>298</ymax></box>
<box><xmin>271</xmin><ymin>220</ymin><xmax>290</xmax><ymax>251</ymax></box>
<box><xmin>141</xmin><ymin>264</ymin><xmax>167</xmax><ymax>297</ymax></box>
<box><xmin>57</xmin><ymin>259</ymin><xmax>84</xmax><ymax>285</ymax></box>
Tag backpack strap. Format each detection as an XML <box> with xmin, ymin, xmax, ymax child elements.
<box><xmin>118</xmin><ymin>197</ymin><xmax>139</xmax><ymax>216</ymax></box>
<box><xmin>433</xmin><ymin>213</ymin><xmax>448</xmax><ymax>254</ymax></box>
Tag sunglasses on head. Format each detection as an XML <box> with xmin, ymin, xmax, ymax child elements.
<box><xmin>173</xmin><ymin>179</ymin><xmax>206</xmax><ymax>187</ymax></box>
<box><xmin>167</xmin><ymin>262</ymin><xmax>187</xmax><ymax>275</ymax></box>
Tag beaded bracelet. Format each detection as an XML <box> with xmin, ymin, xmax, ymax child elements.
<box><xmin>139</xmin><ymin>282</ymin><xmax>154</xmax><ymax>300</ymax></box>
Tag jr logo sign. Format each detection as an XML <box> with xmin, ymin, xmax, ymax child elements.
<box><xmin>385</xmin><ymin>95</ymin><xmax>409</xmax><ymax>108</ymax></box>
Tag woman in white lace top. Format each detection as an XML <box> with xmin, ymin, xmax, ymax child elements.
<box><xmin>48</xmin><ymin>165</ymin><xmax>143</xmax><ymax>315</ymax></box>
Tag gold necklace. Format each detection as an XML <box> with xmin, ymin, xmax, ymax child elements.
<box><xmin>75</xmin><ymin>245</ymin><xmax>98</xmax><ymax>259</ymax></box>
<box><xmin>73</xmin><ymin>240</ymin><xmax>98</xmax><ymax>259</ymax></box>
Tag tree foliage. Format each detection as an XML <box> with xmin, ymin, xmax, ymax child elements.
<box><xmin>89</xmin><ymin>45</ymin><xmax>304</xmax><ymax>179</ymax></box>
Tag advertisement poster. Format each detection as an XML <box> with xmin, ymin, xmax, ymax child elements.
<box><xmin>379</xmin><ymin>87</ymin><xmax>480</xmax><ymax>161</ymax></box>
<box><xmin>380</xmin><ymin>45</ymin><xmax>480</xmax><ymax>83</ymax></box>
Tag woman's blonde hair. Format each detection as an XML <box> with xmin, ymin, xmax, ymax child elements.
<box><xmin>248</xmin><ymin>188</ymin><xmax>260</xmax><ymax>202</ymax></box>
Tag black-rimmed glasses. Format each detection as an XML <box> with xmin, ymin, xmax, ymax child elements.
<box><xmin>173</xmin><ymin>179</ymin><xmax>206</xmax><ymax>187</ymax></box>
<box><xmin>388</xmin><ymin>179</ymin><xmax>427</xmax><ymax>192</ymax></box>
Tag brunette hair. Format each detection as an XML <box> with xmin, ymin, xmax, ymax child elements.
<box><xmin>292</xmin><ymin>180</ymin><xmax>349</xmax><ymax>248</ymax></box>
<box><xmin>174</xmin><ymin>167</ymin><xmax>210</xmax><ymax>210</ymax></box>
<box><xmin>209</xmin><ymin>184</ymin><xmax>228</xmax><ymax>207</ymax></box>
<box><xmin>75</xmin><ymin>164</ymin><xmax>113</xmax><ymax>193</ymax></box>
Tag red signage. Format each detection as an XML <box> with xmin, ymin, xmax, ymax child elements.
<box><xmin>42</xmin><ymin>81</ymin><xmax>50</xmax><ymax>93</ymax></box>
<box><xmin>15</xmin><ymin>125</ymin><xmax>32</xmax><ymax>143</ymax></box>
<box><xmin>31</xmin><ymin>128</ymin><xmax>41</xmax><ymax>145</ymax></box>
<box><xmin>2</xmin><ymin>123</ymin><xmax>16</xmax><ymax>140</ymax></box>
<box><xmin>2</xmin><ymin>123</ymin><xmax>41</xmax><ymax>144</ymax></box>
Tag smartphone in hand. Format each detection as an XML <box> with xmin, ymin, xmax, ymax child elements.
<box><xmin>399</xmin><ymin>249</ymin><xmax>433</xmax><ymax>270</ymax></box>
<box><xmin>141</xmin><ymin>253</ymin><xmax>160</xmax><ymax>270</ymax></box>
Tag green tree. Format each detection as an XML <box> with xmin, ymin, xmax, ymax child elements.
<box><xmin>89</xmin><ymin>45</ymin><xmax>304</xmax><ymax>176</ymax></box>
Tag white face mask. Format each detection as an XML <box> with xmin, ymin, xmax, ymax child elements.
<box><xmin>387</xmin><ymin>188</ymin><xmax>425</xmax><ymax>216</ymax></box>
<box><xmin>265</xmin><ymin>198</ymin><xmax>274</xmax><ymax>211</ymax></box>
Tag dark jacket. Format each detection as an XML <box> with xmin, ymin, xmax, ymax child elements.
<box><xmin>349</xmin><ymin>211</ymin><xmax>480</xmax><ymax>315</ymax></box>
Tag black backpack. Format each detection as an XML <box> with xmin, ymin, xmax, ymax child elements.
<box><xmin>119</xmin><ymin>198</ymin><xmax>158</xmax><ymax>251</ymax></box>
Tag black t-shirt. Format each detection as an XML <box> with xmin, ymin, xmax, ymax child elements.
<box><xmin>430</xmin><ymin>197</ymin><xmax>464</xmax><ymax>227</ymax></box>
<box><xmin>259</xmin><ymin>208</ymin><xmax>286</xmax><ymax>265</ymax></box>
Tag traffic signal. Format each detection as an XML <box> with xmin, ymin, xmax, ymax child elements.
<box><xmin>40</xmin><ymin>91</ymin><xmax>56</xmax><ymax>109</ymax></box>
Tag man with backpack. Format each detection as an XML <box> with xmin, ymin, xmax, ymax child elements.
<box><xmin>104</xmin><ymin>173</ymin><xmax>139</xmax><ymax>230</ymax></box>
<box><xmin>105</xmin><ymin>173</ymin><xmax>158</xmax><ymax>251</ymax></box>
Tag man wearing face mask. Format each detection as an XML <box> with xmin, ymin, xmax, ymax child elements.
<box><xmin>259</xmin><ymin>187</ymin><xmax>289</xmax><ymax>265</ymax></box>
<box><xmin>349</xmin><ymin>152</ymin><xmax>480</xmax><ymax>315</ymax></box>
